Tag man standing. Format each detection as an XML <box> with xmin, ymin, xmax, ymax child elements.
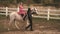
<box><xmin>25</xmin><ymin>8</ymin><xmax>33</xmax><ymax>31</ymax></box>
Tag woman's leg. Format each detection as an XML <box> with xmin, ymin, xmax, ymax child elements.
<box><xmin>23</xmin><ymin>14</ymin><xmax>27</xmax><ymax>20</ymax></box>
<box><xmin>20</xmin><ymin>14</ymin><xmax>24</xmax><ymax>17</ymax></box>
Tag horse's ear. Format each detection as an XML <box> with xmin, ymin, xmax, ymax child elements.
<box><xmin>34</xmin><ymin>8</ymin><xmax>37</xmax><ymax>10</ymax></box>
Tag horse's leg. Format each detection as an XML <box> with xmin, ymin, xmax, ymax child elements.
<box><xmin>15</xmin><ymin>20</ymin><xmax>20</xmax><ymax>30</ymax></box>
<box><xmin>14</xmin><ymin>13</ymin><xmax>24</xmax><ymax>30</ymax></box>
<box><xmin>8</xmin><ymin>17</ymin><xmax>14</xmax><ymax>30</ymax></box>
<box><xmin>8</xmin><ymin>20</ymin><xmax>12</xmax><ymax>30</ymax></box>
<box><xmin>26</xmin><ymin>19</ymin><xmax>30</xmax><ymax>27</ymax></box>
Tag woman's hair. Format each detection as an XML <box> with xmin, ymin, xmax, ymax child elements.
<box><xmin>20</xmin><ymin>2</ymin><xmax>23</xmax><ymax>6</ymax></box>
<box><xmin>20</xmin><ymin>2</ymin><xmax>23</xmax><ymax>5</ymax></box>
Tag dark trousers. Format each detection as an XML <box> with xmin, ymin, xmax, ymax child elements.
<box><xmin>20</xmin><ymin>14</ymin><xmax>26</xmax><ymax>21</ymax></box>
<box><xmin>25</xmin><ymin>16</ymin><xmax>33</xmax><ymax>31</ymax></box>
<box><xmin>23</xmin><ymin>14</ymin><xmax>27</xmax><ymax>20</ymax></box>
<box><xmin>20</xmin><ymin>14</ymin><xmax>24</xmax><ymax>17</ymax></box>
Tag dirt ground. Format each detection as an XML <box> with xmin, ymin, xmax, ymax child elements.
<box><xmin>0</xmin><ymin>16</ymin><xmax>60</xmax><ymax>34</ymax></box>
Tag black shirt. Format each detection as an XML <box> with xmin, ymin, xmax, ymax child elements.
<box><xmin>27</xmin><ymin>8</ymin><xmax>32</xmax><ymax>17</ymax></box>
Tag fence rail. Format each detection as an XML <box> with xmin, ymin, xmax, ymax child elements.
<box><xmin>0</xmin><ymin>7</ymin><xmax>60</xmax><ymax>20</ymax></box>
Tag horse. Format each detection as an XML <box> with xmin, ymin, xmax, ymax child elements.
<box><xmin>8</xmin><ymin>8</ymin><xmax>38</xmax><ymax>30</ymax></box>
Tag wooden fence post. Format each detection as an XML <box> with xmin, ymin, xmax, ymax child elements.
<box><xmin>47</xmin><ymin>8</ymin><xmax>50</xmax><ymax>20</ymax></box>
<box><xmin>6</xmin><ymin>7</ymin><xmax>8</xmax><ymax>16</ymax></box>
<box><xmin>17</xmin><ymin>7</ymin><xmax>19</xmax><ymax>12</ymax></box>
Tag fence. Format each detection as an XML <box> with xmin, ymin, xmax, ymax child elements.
<box><xmin>0</xmin><ymin>7</ymin><xmax>19</xmax><ymax>16</ymax></box>
<box><xmin>0</xmin><ymin>7</ymin><xmax>60</xmax><ymax>20</ymax></box>
<box><xmin>32</xmin><ymin>7</ymin><xmax>60</xmax><ymax>20</ymax></box>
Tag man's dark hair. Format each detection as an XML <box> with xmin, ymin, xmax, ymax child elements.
<box><xmin>27</xmin><ymin>8</ymin><xmax>31</xmax><ymax>14</ymax></box>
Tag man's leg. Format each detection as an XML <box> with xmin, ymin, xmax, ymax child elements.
<box><xmin>25</xmin><ymin>17</ymin><xmax>33</xmax><ymax>31</ymax></box>
<box><xmin>25</xmin><ymin>24</ymin><xmax>30</xmax><ymax>30</ymax></box>
<box><xmin>25</xmin><ymin>22</ymin><xmax>33</xmax><ymax>31</ymax></box>
<box><xmin>25</xmin><ymin>17</ymin><xmax>31</xmax><ymax>30</ymax></box>
<box><xmin>29</xmin><ymin>18</ymin><xmax>33</xmax><ymax>31</ymax></box>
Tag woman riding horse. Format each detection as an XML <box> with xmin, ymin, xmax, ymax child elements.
<box><xmin>18</xmin><ymin>2</ymin><xmax>26</xmax><ymax>20</ymax></box>
<box><xmin>8</xmin><ymin>6</ymin><xmax>38</xmax><ymax>31</ymax></box>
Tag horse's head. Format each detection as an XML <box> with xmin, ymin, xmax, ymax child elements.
<box><xmin>31</xmin><ymin>8</ymin><xmax>38</xmax><ymax>14</ymax></box>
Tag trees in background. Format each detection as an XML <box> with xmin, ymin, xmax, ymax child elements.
<box><xmin>0</xmin><ymin>0</ymin><xmax>59</xmax><ymax>5</ymax></box>
<box><xmin>32</xmin><ymin>0</ymin><xmax>41</xmax><ymax>4</ymax></box>
<box><xmin>0</xmin><ymin>0</ymin><xmax>14</xmax><ymax>6</ymax></box>
<box><xmin>0</xmin><ymin>0</ymin><xmax>60</xmax><ymax>7</ymax></box>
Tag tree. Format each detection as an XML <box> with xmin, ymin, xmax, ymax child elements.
<box><xmin>17</xmin><ymin>0</ymin><xmax>27</xmax><ymax>3</ymax></box>
<box><xmin>0</xmin><ymin>0</ymin><xmax>14</xmax><ymax>6</ymax></box>
<box><xmin>33</xmin><ymin>0</ymin><xmax>41</xmax><ymax>4</ymax></box>
<box><xmin>54</xmin><ymin>0</ymin><xmax>60</xmax><ymax>8</ymax></box>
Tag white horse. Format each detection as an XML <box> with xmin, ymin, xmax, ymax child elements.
<box><xmin>8</xmin><ymin>8</ymin><xmax>38</xmax><ymax>30</ymax></box>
